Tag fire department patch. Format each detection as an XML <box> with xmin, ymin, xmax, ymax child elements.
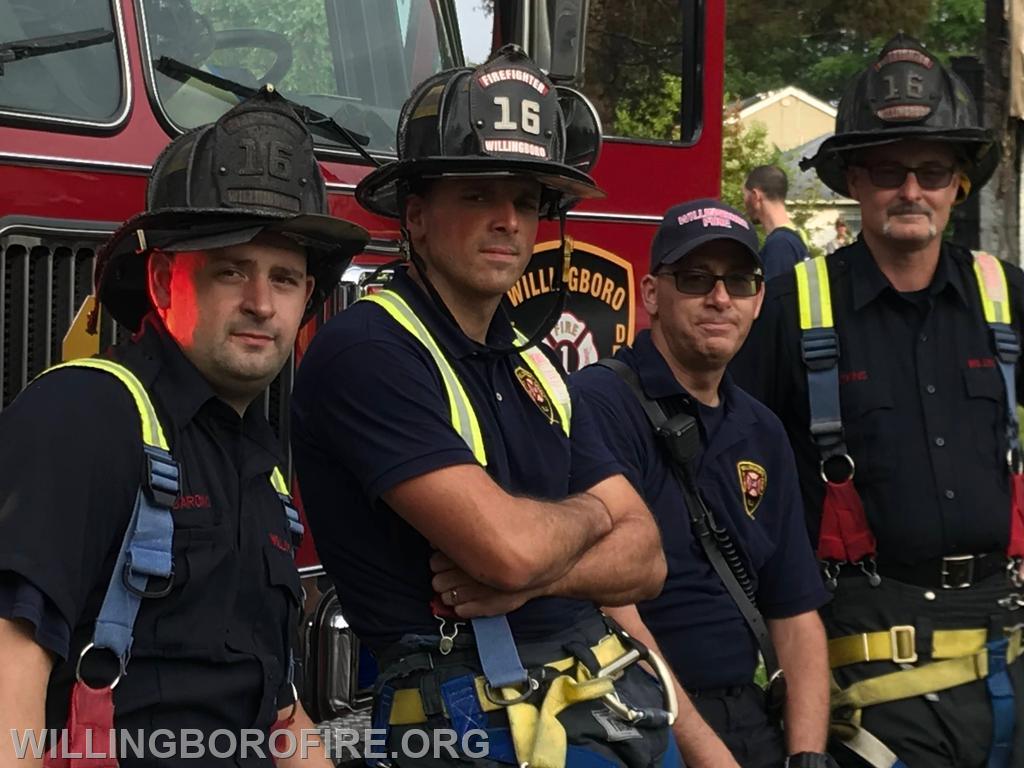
<box><xmin>515</xmin><ymin>366</ymin><xmax>556</xmax><ymax>424</ymax></box>
<box><xmin>737</xmin><ymin>460</ymin><xmax>767</xmax><ymax>518</ymax></box>
<box><xmin>506</xmin><ymin>240</ymin><xmax>635</xmax><ymax>372</ymax></box>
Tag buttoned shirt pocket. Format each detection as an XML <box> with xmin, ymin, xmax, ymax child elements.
<box><xmin>841</xmin><ymin>378</ymin><xmax>896</xmax><ymax>482</ymax></box>
<box><xmin>962</xmin><ymin>367</ymin><xmax>1006</xmax><ymax>461</ymax></box>
<box><xmin>263</xmin><ymin>539</ymin><xmax>302</xmax><ymax>611</ymax></box>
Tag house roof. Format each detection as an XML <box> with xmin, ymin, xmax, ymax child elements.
<box><xmin>738</xmin><ymin>85</ymin><xmax>838</xmax><ymax>120</ymax></box>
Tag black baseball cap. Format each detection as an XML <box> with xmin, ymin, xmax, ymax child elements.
<box><xmin>649</xmin><ymin>198</ymin><xmax>761</xmax><ymax>273</ymax></box>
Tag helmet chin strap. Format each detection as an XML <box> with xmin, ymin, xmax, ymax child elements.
<box><xmin>396</xmin><ymin>194</ymin><xmax>571</xmax><ymax>358</ymax></box>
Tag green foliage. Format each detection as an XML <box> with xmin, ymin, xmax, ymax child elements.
<box><xmin>720</xmin><ymin>112</ymin><xmax>780</xmax><ymax>211</ymax></box>
<box><xmin>725</xmin><ymin>0</ymin><xmax>984</xmax><ymax>101</ymax></box>
<box><xmin>193</xmin><ymin>0</ymin><xmax>333</xmax><ymax>94</ymax></box>
<box><xmin>612</xmin><ymin>73</ymin><xmax>682</xmax><ymax>141</ymax></box>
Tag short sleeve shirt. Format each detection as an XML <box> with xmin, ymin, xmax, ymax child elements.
<box><xmin>0</xmin><ymin>317</ymin><xmax>300</xmax><ymax>760</ymax></box>
<box><xmin>731</xmin><ymin>240</ymin><xmax>1024</xmax><ymax>563</ymax></box>
<box><xmin>761</xmin><ymin>227</ymin><xmax>809</xmax><ymax>280</ymax></box>
<box><xmin>571</xmin><ymin>331</ymin><xmax>829</xmax><ymax>689</ymax></box>
<box><xmin>291</xmin><ymin>268</ymin><xmax>623</xmax><ymax>651</ymax></box>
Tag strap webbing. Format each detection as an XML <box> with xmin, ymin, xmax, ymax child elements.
<box><xmin>838</xmin><ymin>727</ymin><xmax>908</xmax><ymax>768</ymax></box>
<box><xmin>41</xmin><ymin>360</ymin><xmax>177</xmax><ymax>658</ymax></box>
<box><xmin>986</xmin><ymin>637</ymin><xmax>1015</xmax><ymax>768</ymax></box>
<box><xmin>362</xmin><ymin>291</ymin><xmax>488</xmax><ymax>465</ymax></box>
<box><xmin>597</xmin><ymin>358</ymin><xmax>782</xmax><ymax>682</ymax></box>
<box><xmin>360</xmin><ymin>290</ymin><xmax>532</xmax><ymax>687</ymax></box>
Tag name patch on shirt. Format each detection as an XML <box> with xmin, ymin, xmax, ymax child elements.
<box><xmin>737</xmin><ymin>460</ymin><xmax>767</xmax><ymax>518</ymax></box>
<box><xmin>515</xmin><ymin>366</ymin><xmax>556</xmax><ymax>425</ymax></box>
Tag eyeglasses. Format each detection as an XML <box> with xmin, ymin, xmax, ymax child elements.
<box><xmin>660</xmin><ymin>270</ymin><xmax>764</xmax><ymax>297</ymax></box>
<box><xmin>852</xmin><ymin>162</ymin><xmax>956</xmax><ymax>190</ymax></box>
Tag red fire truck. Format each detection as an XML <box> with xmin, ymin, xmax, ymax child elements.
<box><xmin>0</xmin><ymin>0</ymin><xmax>724</xmax><ymax>723</ymax></box>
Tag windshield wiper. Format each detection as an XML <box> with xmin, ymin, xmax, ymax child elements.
<box><xmin>0</xmin><ymin>28</ymin><xmax>114</xmax><ymax>75</ymax></box>
<box><xmin>155</xmin><ymin>56</ymin><xmax>379</xmax><ymax>167</ymax></box>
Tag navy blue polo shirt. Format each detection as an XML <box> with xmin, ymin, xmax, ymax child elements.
<box><xmin>571</xmin><ymin>331</ymin><xmax>828</xmax><ymax>689</ymax></box>
<box><xmin>761</xmin><ymin>227</ymin><xmax>808</xmax><ymax>281</ymax></box>
<box><xmin>291</xmin><ymin>268</ymin><xmax>622</xmax><ymax>652</ymax></box>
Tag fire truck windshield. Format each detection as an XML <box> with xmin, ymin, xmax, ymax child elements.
<box><xmin>141</xmin><ymin>0</ymin><xmax>456</xmax><ymax>155</ymax></box>
<box><xmin>0</xmin><ymin>0</ymin><xmax>122</xmax><ymax>124</ymax></box>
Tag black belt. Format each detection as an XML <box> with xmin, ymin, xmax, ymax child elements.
<box><xmin>873</xmin><ymin>553</ymin><xmax>1009</xmax><ymax>589</ymax></box>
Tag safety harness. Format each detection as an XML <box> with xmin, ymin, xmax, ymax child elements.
<box><xmin>794</xmin><ymin>253</ymin><xmax>1024</xmax><ymax>768</ymax></box>
<box><xmin>359</xmin><ymin>289</ymin><xmax>676</xmax><ymax>768</ymax></box>
<box><xmin>38</xmin><ymin>358</ymin><xmax>303</xmax><ymax>768</ymax></box>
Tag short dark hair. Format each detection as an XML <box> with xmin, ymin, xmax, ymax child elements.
<box><xmin>744</xmin><ymin>165</ymin><xmax>789</xmax><ymax>201</ymax></box>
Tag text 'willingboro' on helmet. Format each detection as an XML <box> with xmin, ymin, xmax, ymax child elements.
<box><xmin>356</xmin><ymin>44</ymin><xmax>605</xmax><ymax>220</ymax></box>
<box><xmin>801</xmin><ymin>34</ymin><xmax>998</xmax><ymax>200</ymax></box>
<box><xmin>94</xmin><ymin>86</ymin><xmax>369</xmax><ymax>332</ymax></box>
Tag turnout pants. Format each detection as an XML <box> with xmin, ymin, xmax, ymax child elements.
<box><xmin>371</xmin><ymin>616</ymin><xmax>677</xmax><ymax>768</ymax></box>
<box><xmin>688</xmin><ymin>684</ymin><xmax>785</xmax><ymax>768</ymax></box>
<box><xmin>824</xmin><ymin>572</ymin><xmax>1024</xmax><ymax>768</ymax></box>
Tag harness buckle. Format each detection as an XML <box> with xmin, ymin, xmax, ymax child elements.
<box><xmin>941</xmin><ymin>555</ymin><xmax>976</xmax><ymax>590</ymax></box>
<box><xmin>888</xmin><ymin>626</ymin><xmax>918</xmax><ymax>664</ymax></box>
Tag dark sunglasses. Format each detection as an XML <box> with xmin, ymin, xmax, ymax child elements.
<box><xmin>852</xmin><ymin>162</ymin><xmax>956</xmax><ymax>190</ymax></box>
<box><xmin>660</xmin><ymin>270</ymin><xmax>764</xmax><ymax>297</ymax></box>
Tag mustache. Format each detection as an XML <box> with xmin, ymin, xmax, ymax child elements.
<box><xmin>887</xmin><ymin>203</ymin><xmax>932</xmax><ymax>218</ymax></box>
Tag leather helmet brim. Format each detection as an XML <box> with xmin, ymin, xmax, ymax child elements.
<box><xmin>356</xmin><ymin>156</ymin><xmax>605</xmax><ymax>219</ymax></box>
<box><xmin>801</xmin><ymin>128</ymin><xmax>999</xmax><ymax>200</ymax></box>
<box><xmin>95</xmin><ymin>207</ymin><xmax>369</xmax><ymax>331</ymax></box>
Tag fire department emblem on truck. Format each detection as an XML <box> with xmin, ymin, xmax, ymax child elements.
<box><xmin>737</xmin><ymin>460</ymin><xmax>767</xmax><ymax>518</ymax></box>
<box><xmin>506</xmin><ymin>240</ymin><xmax>635</xmax><ymax>372</ymax></box>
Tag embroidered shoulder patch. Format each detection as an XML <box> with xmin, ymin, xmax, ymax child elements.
<box><xmin>515</xmin><ymin>365</ymin><xmax>556</xmax><ymax>424</ymax></box>
<box><xmin>737</xmin><ymin>460</ymin><xmax>768</xmax><ymax>518</ymax></box>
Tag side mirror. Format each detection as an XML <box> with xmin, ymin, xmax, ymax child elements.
<box><xmin>548</xmin><ymin>0</ymin><xmax>588</xmax><ymax>83</ymax></box>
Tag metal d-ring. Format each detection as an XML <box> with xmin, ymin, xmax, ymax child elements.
<box><xmin>75</xmin><ymin>642</ymin><xmax>125</xmax><ymax>690</ymax></box>
<box><xmin>484</xmin><ymin>676</ymin><xmax>540</xmax><ymax>707</ymax></box>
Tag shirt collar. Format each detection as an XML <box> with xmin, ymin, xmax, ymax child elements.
<box><xmin>389</xmin><ymin>268</ymin><xmax>518</xmax><ymax>360</ymax></box>
<box><xmin>129</xmin><ymin>315</ymin><xmax>285</xmax><ymax>464</ymax></box>
<box><xmin>624</xmin><ymin>330</ymin><xmax>759</xmax><ymax>431</ymax></box>
<box><xmin>850</xmin><ymin>239</ymin><xmax>970</xmax><ymax>311</ymax></box>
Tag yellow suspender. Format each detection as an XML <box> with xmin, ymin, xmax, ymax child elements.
<box><xmin>794</xmin><ymin>256</ymin><xmax>834</xmax><ymax>331</ymax></box>
<box><xmin>361</xmin><ymin>290</ymin><xmax>574</xmax><ymax>467</ymax></box>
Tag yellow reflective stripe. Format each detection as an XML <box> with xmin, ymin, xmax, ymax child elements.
<box><xmin>514</xmin><ymin>331</ymin><xmax>571</xmax><ymax>437</ymax></box>
<box><xmin>270</xmin><ymin>467</ymin><xmax>289</xmax><ymax>495</ymax></box>
<box><xmin>973</xmin><ymin>251</ymin><xmax>1012</xmax><ymax>325</ymax></box>
<box><xmin>43</xmin><ymin>359</ymin><xmax>169</xmax><ymax>449</ymax></box>
<box><xmin>362</xmin><ymin>291</ymin><xmax>487</xmax><ymax>466</ymax></box>
<box><xmin>794</xmin><ymin>256</ymin><xmax>833</xmax><ymax>330</ymax></box>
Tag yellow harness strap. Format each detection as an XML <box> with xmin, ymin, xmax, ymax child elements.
<box><xmin>794</xmin><ymin>256</ymin><xmax>834</xmax><ymax>331</ymax></box>
<box><xmin>829</xmin><ymin>626</ymin><xmax>994</xmax><ymax>667</ymax></box>
<box><xmin>830</xmin><ymin>627</ymin><xmax>1023</xmax><ymax>716</ymax></box>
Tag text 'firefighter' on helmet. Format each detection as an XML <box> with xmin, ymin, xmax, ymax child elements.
<box><xmin>800</xmin><ymin>34</ymin><xmax>998</xmax><ymax>201</ymax></box>
<box><xmin>356</xmin><ymin>44</ymin><xmax>604</xmax><ymax>220</ymax></box>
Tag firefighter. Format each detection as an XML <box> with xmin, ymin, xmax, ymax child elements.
<box><xmin>290</xmin><ymin>45</ymin><xmax>677</xmax><ymax>768</ymax></box>
<box><xmin>0</xmin><ymin>88</ymin><xmax>367</xmax><ymax>766</ymax></box>
<box><xmin>732</xmin><ymin>35</ymin><xmax>1024</xmax><ymax>767</ymax></box>
<box><xmin>572</xmin><ymin>199</ymin><xmax>833</xmax><ymax>768</ymax></box>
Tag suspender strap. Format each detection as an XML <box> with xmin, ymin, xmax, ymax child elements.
<box><xmin>361</xmin><ymin>291</ymin><xmax>489</xmax><ymax>465</ymax></box>
<box><xmin>271</xmin><ymin>466</ymin><xmax>305</xmax><ymax>546</ymax></box>
<box><xmin>44</xmin><ymin>360</ymin><xmax>178</xmax><ymax>659</ymax></box>
<box><xmin>973</xmin><ymin>252</ymin><xmax>1022</xmax><ymax>466</ymax></box>
<box><xmin>986</xmin><ymin>637</ymin><xmax>1015</xmax><ymax>768</ymax></box>
<box><xmin>597</xmin><ymin>358</ymin><xmax>783</xmax><ymax>685</ymax></box>
<box><xmin>794</xmin><ymin>258</ymin><xmax>847</xmax><ymax>460</ymax></box>
<box><xmin>361</xmin><ymin>290</ymin><xmax>537</xmax><ymax>688</ymax></box>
